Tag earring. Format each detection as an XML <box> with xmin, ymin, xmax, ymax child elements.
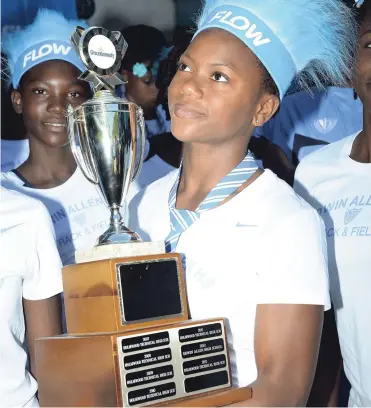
<box><xmin>255</xmin><ymin>119</ymin><xmax>259</xmax><ymax>124</ymax></box>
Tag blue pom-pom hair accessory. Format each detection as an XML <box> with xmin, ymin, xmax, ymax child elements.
<box><xmin>194</xmin><ymin>0</ymin><xmax>357</xmax><ymax>99</ymax></box>
<box><xmin>132</xmin><ymin>62</ymin><xmax>148</xmax><ymax>78</ymax></box>
<box><xmin>2</xmin><ymin>9</ymin><xmax>87</xmax><ymax>89</ymax></box>
<box><xmin>354</xmin><ymin>0</ymin><xmax>365</xmax><ymax>8</ymax></box>
<box><xmin>132</xmin><ymin>46</ymin><xmax>174</xmax><ymax>79</ymax></box>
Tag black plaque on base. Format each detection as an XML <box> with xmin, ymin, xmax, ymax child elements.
<box><xmin>117</xmin><ymin>319</ymin><xmax>231</xmax><ymax>407</ymax></box>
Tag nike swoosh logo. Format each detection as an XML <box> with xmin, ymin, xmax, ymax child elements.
<box><xmin>236</xmin><ymin>222</ymin><xmax>258</xmax><ymax>228</ymax></box>
<box><xmin>0</xmin><ymin>224</ymin><xmax>23</xmax><ymax>234</ymax></box>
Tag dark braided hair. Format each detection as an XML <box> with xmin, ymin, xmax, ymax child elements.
<box><xmin>120</xmin><ymin>24</ymin><xmax>167</xmax><ymax>72</ymax></box>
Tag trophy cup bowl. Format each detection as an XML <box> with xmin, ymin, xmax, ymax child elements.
<box><xmin>66</xmin><ymin>89</ymin><xmax>146</xmax><ymax>245</ymax></box>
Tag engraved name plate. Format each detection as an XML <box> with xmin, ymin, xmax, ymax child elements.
<box><xmin>117</xmin><ymin>320</ymin><xmax>231</xmax><ymax>406</ymax></box>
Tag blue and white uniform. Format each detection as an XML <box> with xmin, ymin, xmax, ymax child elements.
<box><xmin>129</xmin><ymin>161</ymin><xmax>330</xmax><ymax>387</ymax></box>
<box><xmin>1</xmin><ymin>168</ymin><xmax>110</xmax><ymax>265</ymax></box>
<box><xmin>255</xmin><ymin>87</ymin><xmax>363</xmax><ymax>164</ymax></box>
<box><xmin>295</xmin><ymin>134</ymin><xmax>371</xmax><ymax>407</ymax></box>
<box><xmin>0</xmin><ymin>187</ymin><xmax>62</xmax><ymax>407</ymax></box>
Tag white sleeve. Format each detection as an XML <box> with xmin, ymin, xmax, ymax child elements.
<box><xmin>256</xmin><ymin>207</ymin><xmax>330</xmax><ymax>310</ymax></box>
<box><xmin>23</xmin><ymin>202</ymin><xmax>63</xmax><ymax>300</ymax></box>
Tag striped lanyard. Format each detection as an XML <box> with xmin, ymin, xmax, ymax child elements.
<box><xmin>165</xmin><ymin>152</ymin><xmax>258</xmax><ymax>252</ymax></box>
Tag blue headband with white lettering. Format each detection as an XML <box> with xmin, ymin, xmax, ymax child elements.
<box><xmin>194</xmin><ymin>5</ymin><xmax>295</xmax><ymax>99</ymax></box>
<box><xmin>3</xmin><ymin>9</ymin><xmax>86</xmax><ymax>89</ymax></box>
<box><xmin>194</xmin><ymin>0</ymin><xmax>357</xmax><ymax>99</ymax></box>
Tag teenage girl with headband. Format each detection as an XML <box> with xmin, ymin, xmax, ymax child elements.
<box><xmin>129</xmin><ymin>0</ymin><xmax>356</xmax><ymax>405</ymax></box>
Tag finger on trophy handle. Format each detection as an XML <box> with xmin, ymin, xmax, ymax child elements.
<box><xmin>131</xmin><ymin>106</ymin><xmax>146</xmax><ymax>181</ymax></box>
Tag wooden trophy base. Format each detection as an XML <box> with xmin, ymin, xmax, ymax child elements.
<box><xmin>36</xmin><ymin>319</ymin><xmax>251</xmax><ymax>407</ymax></box>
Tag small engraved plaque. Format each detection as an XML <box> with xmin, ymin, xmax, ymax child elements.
<box><xmin>181</xmin><ymin>338</ymin><xmax>225</xmax><ymax>359</ymax></box>
<box><xmin>128</xmin><ymin>382</ymin><xmax>177</xmax><ymax>406</ymax></box>
<box><xmin>122</xmin><ymin>332</ymin><xmax>170</xmax><ymax>353</ymax></box>
<box><xmin>126</xmin><ymin>365</ymin><xmax>174</xmax><ymax>388</ymax></box>
<box><xmin>124</xmin><ymin>348</ymin><xmax>172</xmax><ymax>370</ymax></box>
<box><xmin>183</xmin><ymin>354</ymin><xmax>227</xmax><ymax>376</ymax></box>
<box><xmin>179</xmin><ymin>323</ymin><xmax>222</xmax><ymax>343</ymax></box>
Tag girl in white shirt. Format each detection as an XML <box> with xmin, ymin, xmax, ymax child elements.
<box><xmin>0</xmin><ymin>187</ymin><xmax>63</xmax><ymax>407</ymax></box>
<box><xmin>1</xmin><ymin>10</ymin><xmax>111</xmax><ymax>265</ymax></box>
<box><xmin>128</xmin><ymin>0</ymin><xmax>356</xmax><ymax>405</ymax></box>
<box><xmin>294</xmin><ymin>1</ymin><xmax>371</xmax><ymax>406</ymax></box>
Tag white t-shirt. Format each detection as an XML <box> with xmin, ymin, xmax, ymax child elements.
<box><xmin>128</xmin><ymin>169</ymin><xmax>330</xmax><ymax>387</ymax></box>
<box><xmin>129</xmin><ymin>154</ymin><xmax>176</xmax><ymax>201</ymax></box>
<box><xmin>0</xmin><ymin>187</ymin><xmax>63</xmax><ymax>407</ymax></box>
<box><xmin>294</xmin><ymin>134</ymin><xmax>371</xmax><ymax>407</ymax></box>
<box><xmin>254</xmin><ymin>87</ymin><xmax>363</xmax><ymax>164</ymax></box>
<box><xmin>1</xmin><ymin>168</ymin><xmax>111</xmax><ymax>265</ymax></box>
<box><xmin>1</xmin><ymin>139</ymin><xmax>30</xmax><ymax>172</ymax></box>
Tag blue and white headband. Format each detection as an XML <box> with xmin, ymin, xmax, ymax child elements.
<box><xmin>3</xmin><ymin>9</ymin><xmax>87</xmax><ymax>89</ymax></box>
<box><xmin>194</xmin><ymin>0</ymin><xmax>357</xmax><ymax>99</ymax></box>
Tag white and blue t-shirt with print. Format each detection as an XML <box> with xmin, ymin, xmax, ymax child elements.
<box><xmin>255</xmin><ymin>87</ymin><xmax>363</xmax><ymax>165</ymax></box>
<box><xmin>294</xmin><ymin>133</ymin><xmax>371</xmax><ymax>407</ymax></box>
<box><xmin>1</xmin><ymin>139</ymin><xmax>30</xmax><ymax>172</ymax></box>
<box><xmin>1</xmin><ymin>167</ymin><xmax>111</xmax><ymax>265</ymax></box>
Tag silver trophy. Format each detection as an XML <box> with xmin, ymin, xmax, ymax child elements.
<box><xmin>66</xmin><ymin>26</ymin><xmax>146</xmax><ymax>245</ymax></box>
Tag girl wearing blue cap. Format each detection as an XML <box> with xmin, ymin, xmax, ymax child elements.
<box><xmin>1</xmin><ymin>10</ymin><xmax>111</xmax><ymax>265</ymax></box>
<box><xmin>128</xmin><ymin>0</ymin><xmax>356</xmax><ymax>405</ymax></box>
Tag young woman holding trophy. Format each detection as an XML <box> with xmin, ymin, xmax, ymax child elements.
<box><xmin>1</xmin><ymin>10</ymin><xmax>111</xmax><ymax>266</ymax></box>
<box><xmin>128</xmin><ymin>0</ymin><xmax>357</xmax><ymax>405</ymax></box>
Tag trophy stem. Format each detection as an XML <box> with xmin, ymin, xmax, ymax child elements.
<box><xmin>111</xmin><ymin>205</ymin><xmax>124</xmax><ymax>228</ymax></box>
<box><xmin>97</xmin><ymin>205</ymin><xmax>142</xmax><ymax>245</ymax></box>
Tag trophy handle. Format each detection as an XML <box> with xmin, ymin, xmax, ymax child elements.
<box><xmin>67</xmin><ymin>105</ymin><xmax>99</xmax><ymax>185</ymax></box>
<box><xmin>131</xmin><ymin>107</ymin><xmax>146</xmax><ymax>182</ymax></box>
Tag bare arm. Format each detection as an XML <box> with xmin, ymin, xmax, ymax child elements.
<box><xmin>231</xmin><ymin>304</ymin><xmax>324</xmax><ymax>407</ymax></box>
<box><xmin>307</xmin><ymin>308</ymin><xmax>342</xmax><ymax>407</ymax></box>
<box><xmin>24</xmin><ymin>294</ymin><xmax>62</xmax><ymax>379</ymax></box>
